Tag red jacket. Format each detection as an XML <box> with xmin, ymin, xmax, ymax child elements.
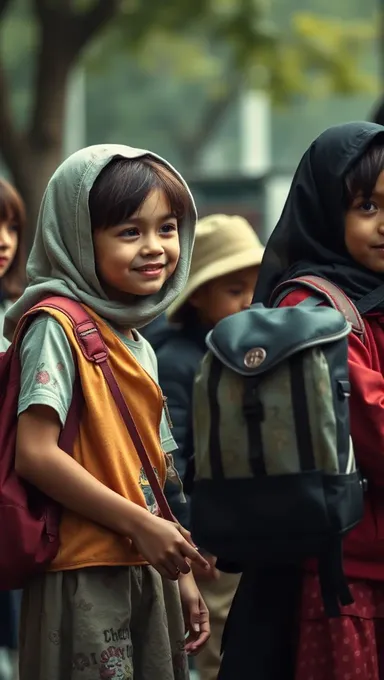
<box><xmin>280</xmin><ymin>289</ymin><xmax>384</xmax><ymax>581</ymax></box>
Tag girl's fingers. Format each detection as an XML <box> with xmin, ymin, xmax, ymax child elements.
<box><xmin>181</xmin><ymin>542</ymin><xmax>210</xmax><ymax>571</ymax></box>
<box><xmin>188</xmin><ymin>628</ymin><xmax>210</xmax><ymax>654</ymax></box>
<box><xmin>185</xmin><ymin>626</ymin><xmax>210</xmax><ymax>655</ymax></box>
<box><xmin>170</xmin><ymin>554</ymin><xmax>191</xmax><ymax>575</ymax></box>
<box><xmin>185</xmin><ymin>599</ymin><xmax>210</xmax><ymax>654</ymax></box>
<box><xmin>155</xmin><ymin>562</ymin><xmax>180</xmax><ymax>580</ymax></box>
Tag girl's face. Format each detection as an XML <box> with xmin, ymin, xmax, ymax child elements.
<box><xmin>0</xmin><ymin>220</ymin><xmax>18</xmax><ymax>279</ymax></box>
<box><xmin>190</xmin><ymin>266</ymin><xmax>259</xmax><ymax>327</ymax></box>
<box><xmin>93</xmin><ymin>188</ymin><xmax>180</xmax><ymax>300</ymax></box>
<box><xmin>345</xmin><ymin>169</ymin><xmax>384</xmax><ymax>273</ymax></box>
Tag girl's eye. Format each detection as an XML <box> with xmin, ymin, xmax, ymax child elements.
<box><xmin>229</xmin><ymin>289</ymin><xmax>243</xmax><ymax>297</ymax></box>
<box><xmin>160</xmin><ymin>223</ymin><xmax>177</xmax><ymax>234</ymax></box>
<box><xmin>119</xmin><ymin>227</ymin><xmax>139</xmax><ymax>238</ymax></box>
<box><xmin>8</xmin><ymin>223</ymin><xmax>18</xmax><ymax>233</ymax></box>
<box><xmin>358</xmin><ymin>200</ymin><xmax>377</xmax><ymax>213</ymax></box>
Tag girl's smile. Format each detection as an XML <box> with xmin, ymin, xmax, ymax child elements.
<box><xmin>133</xmin><ymin>263</ymin><xmax>166</xmax><ymax>278</ymax></box>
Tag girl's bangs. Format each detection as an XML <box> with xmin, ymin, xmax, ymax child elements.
<box><xmin>0</xmin><ymin>179</ymin><xmax>25</xmax><ymax>230</ymax></box>
<box><xmin>345</xmin><ymin>143</ymin><xmax>384</xmax><ymax>205</ymax></box>
<box><xmin>89</xmin><ymin>157</ymin><xmax>191</xmax><ymax>230</ymax></box>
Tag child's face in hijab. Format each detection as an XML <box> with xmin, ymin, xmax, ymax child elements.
<box><xmin>345</xmin><ymin>170</ymin><xmax>384</xmax><ymax>274</ymax></box>
<box><xmin>93</xmin><ymin>188</ymin><xmax>180</xmax><ymax>301</ymax></box>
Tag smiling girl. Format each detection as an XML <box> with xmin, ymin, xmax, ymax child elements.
<box><xmin>5</xmin><ymin>147</ymin><xmax>210</xmax><ymax>680</ymax></box>
<box><xmin>250</xmin><ymin>122</ymin><xmax>384</xmax><ymax>680</ymax></box>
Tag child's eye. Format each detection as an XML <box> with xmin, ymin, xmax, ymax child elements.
<box><xmin>160</xmin><ymin>223</ymin><xmax>177</xmax><ymax>234</ymax></box>
<box><xmin>119</xmin><ymin>227</ymin><xmax>139</xmax><ymax>238</ymax></box>
<box><xmin>229</xmin><ymin>289</ymin><xmax>243</xmax><ymax>296</ymax></box>
<box><xmin>7</xmin><ymin>223</ymin><xmax>18</xmax><ymax>233</ymax></box>
<box><xmin>358</xmin><ymin>200</ymin><xmax>377</xmax><ymax>213</ymax></box>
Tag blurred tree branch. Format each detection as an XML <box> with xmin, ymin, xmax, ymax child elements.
<box><xmin>113</xmin><ymin>4</ymin><xmax>375</xmax><ymax>171</ymax></box>
<box><xmin>177</xmin><ymin>77</ymin><xmax>243</xmax><ymax>167</ymax></box>
<box><xmin>78</xmin><ymin>0</ymin><xmax>121</xmax><ymax>49</ymax></box>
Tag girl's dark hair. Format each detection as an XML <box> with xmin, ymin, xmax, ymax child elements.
<box><xmin>0</xmin><ymin>178</ymin><xmax>26</xmax><ymax>301</ymax></box>
<box><xmin>344</xmin><ymin>142</ymin><xmax>384</xmax><ymax>207</ymax></box>
<box><xmin>89</xmin><ymin>156</ymin><xmax>191</xmax><ymax>230</ymax></box>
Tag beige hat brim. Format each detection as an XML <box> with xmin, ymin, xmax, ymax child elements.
<box><xmin>167</xmin><ymin>245</ymin><xmax>264</xmax><ymax>321</ymax></box>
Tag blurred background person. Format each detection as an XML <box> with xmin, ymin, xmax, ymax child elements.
<box><xmin>156</xmin><ymin>214</ymin><xmax>264</xmax><ymax>680</ymax></box>
<box><xmin>0</xmin><ymin>178</ymin><xmax>26</xmax><ymax>680</ymax></box>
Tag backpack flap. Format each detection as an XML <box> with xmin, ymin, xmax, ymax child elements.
<box><xmin>205</xmin><ymin>303</ymin><xmax>351</xmax><ymax>377</ymax></box>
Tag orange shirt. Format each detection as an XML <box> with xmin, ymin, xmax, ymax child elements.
<box><xmin>36</xmin><ymin>306</ymin><xmax>168</xmax><ymax>571</ymax></box>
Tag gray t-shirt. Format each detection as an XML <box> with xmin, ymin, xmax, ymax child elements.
<box><xmin>18</xmin><ymin>314</ymin><xmax>176</xmax><ymax>453</ymax></box>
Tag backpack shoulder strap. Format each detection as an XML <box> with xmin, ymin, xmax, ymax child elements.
<box><xmin>26</xmin><ymin>296</ymin><xmax>109</xmax><ymax>363</ymax></box>
<box><xmin>11</xmin><ymin>297</ymin><xmax>108</xmax><ymax>459</ymax></box>
<box><xmin>271</xmin><ymin>275</ymin><xmax>365</xmax><ymax>340</ymax></box>
<box><xmin>20</xmin><ymin>296</ymin><xmax>174</xmax><ymax>522</ymax></box>
<box><xmin>12</xmin><ymin>296</ymin><xmax>106</xmax><ymax>362</ymax></box>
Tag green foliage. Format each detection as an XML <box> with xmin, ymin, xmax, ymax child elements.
<box><xmin>85</xmin><ymin>1</ymin><xmax>377</xmax><ymax>106</ymax></box>
<box><xmin>1</xmin><ymin>0</ymin><xmax>377</xmax><ymax>117</ymax></box>
<box><xmin>285</xmin><ymin>13</ymin><xmax>377</xmax><ymax>97</ymax></box>
<box><xmin>0</xmin><ymin>0</ymin><xmax>379</xmax><ymax>169</ymax></box>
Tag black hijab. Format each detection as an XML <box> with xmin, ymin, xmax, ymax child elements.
<box><xmin>254</xmin><ymin>122</ymin><xmax>384</xmax><ymax>310</ymax></box>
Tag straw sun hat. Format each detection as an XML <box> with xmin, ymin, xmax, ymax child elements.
<box><xmin>167</xmin><ymin>214</ymin><xmax>264</xmax><ymax>321</ymax></box>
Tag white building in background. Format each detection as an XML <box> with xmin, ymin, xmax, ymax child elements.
<box><xmin>195</xmin><ymin>88</ymin><xmax>293</xmax><ymax>242</ymax></box>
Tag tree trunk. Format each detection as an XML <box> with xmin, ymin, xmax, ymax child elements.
<box><xmin>0</xmin><ymin>0</ymin><xmax>119</xmax><ymax>250</ymax></box>
<box><xmin>13</xmin><ymin>145</ymin><xmax>62</xmax><ymax>248</ymax></box>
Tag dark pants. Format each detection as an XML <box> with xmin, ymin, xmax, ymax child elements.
<box><xmin>218</xmin><ymin>567</ymin><xmax>301</xmax><ymax>680</ymax></box>
<box><xmin>0</xmin><ymin>590</ymin><xmax>21</xmax><ymax>649</ymax></box>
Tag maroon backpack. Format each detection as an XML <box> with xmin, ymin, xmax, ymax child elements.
<box><xmin>0</xmin><ymin>297</ymin><xmax>173</xmax><ymax>590</ymax></box>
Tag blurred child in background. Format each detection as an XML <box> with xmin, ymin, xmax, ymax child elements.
<box><xmin>157</xmin><ymin>214</ymin><xmax>264</xmax><ymax>680</ymax></box>
<box><xmin>0</xmin><ymin>178</ymin><xmax>26</xmax><ymax>680</ymax></box>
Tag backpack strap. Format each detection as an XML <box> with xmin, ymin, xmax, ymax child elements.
<box><xmin>271</xmin><ymin>275</ymin><xmax>366</xmax><ymax>341</ymax></box>
<box><xmin>18</xmin><ymin>297</ymin><xmax>174</xmax><ymax>523</ymax></box>
<box><xmin>354</xmin><ymin>282</ymin><xmax>384</xmax><ymax>315</ymax></box>
<box><xmin>318</xmin><ymin>537</ymin><xmax>354</xmax><ymax>618</ymax></box>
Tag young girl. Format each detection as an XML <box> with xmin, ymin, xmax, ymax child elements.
<box><xmin>157</xmin><ymin>214</ymin><xmax>264</xmax><ymax>680</ymax></box>
<box><xmin>5</xmin><ymin>144</ymin><xmax>210</xmax><ymax>680</ymax></box>
<box><xmin>251</xmin><ymin>121</ymin><xmax>384</xmax><ymax>679</ymax></box>
<box><xmin>0</xmin><ymin>178</ymin><xmax>25</xmax><ymax>350</ymax></box>
<box><xmin>0</xmin><ymin>178</ymin><xmax>25</xmax><ymax>680</ymax></box>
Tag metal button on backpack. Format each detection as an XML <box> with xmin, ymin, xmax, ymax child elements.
<box><xmin>244</xmin><ymin>348</ymin><xmax>266</xmax><ymax>368</ymax></box>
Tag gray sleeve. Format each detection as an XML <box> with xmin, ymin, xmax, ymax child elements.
<box><xmin>160</xmin><ymin>411</ymin><xmax>177</xmax><ymax>453</ymax></box>
<box><xmin>18</xmin><ymin>314</ymin><xmax>76</xmax><ymax>427</ymax></box>
<box><xmin>137</xmin><ymin>333</ymin><xmax>177</xmax><ymax>453</ymax></box>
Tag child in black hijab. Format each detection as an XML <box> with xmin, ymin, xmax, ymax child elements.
<box><xmin>248</xmin><ymin>122</ymin><xmax>384</xmax><ymax>680</ymax></box>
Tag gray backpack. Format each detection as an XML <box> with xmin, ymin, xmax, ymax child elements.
<box><xmin>190</xmin><ymin>276</ymin><xmax>365</xmax><ymax>615</ymax></box>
